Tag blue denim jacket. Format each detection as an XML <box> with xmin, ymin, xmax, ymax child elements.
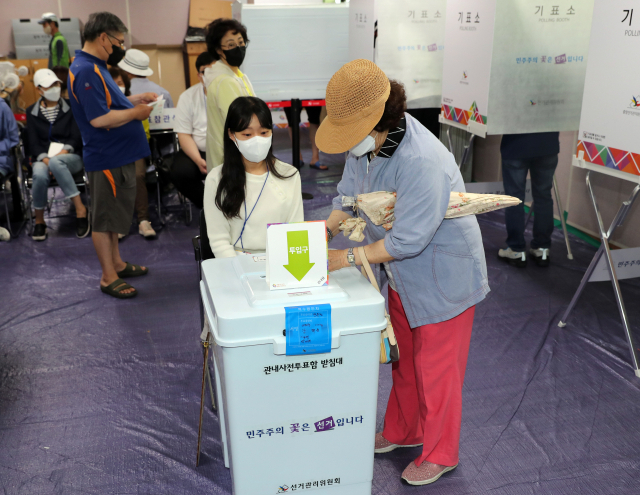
<box><xmin>0</xmin><ymin>99</ymin><xmax>19</xmax><ymax>177</ymax></box>
<box><xmin>333</xmin><ymin>114</ymin><xmax>490</xmax><ymax>327</ymax></box>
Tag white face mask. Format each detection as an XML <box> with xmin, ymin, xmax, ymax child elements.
<box><xmin>41</xmin><ymin>86</ymin><xmax>61</xmax><ymax>102</ymax></box>
<box><xmin>118</xmin><ymin>85</ymin><xmax>126</xmax><ymax>94</ymax></box>
<box><xmin>349</xmin><ymin>132</ymin><xmax>377</xmax><ymax>157</ymax></box>
<box><xmin>43</xmin><ymin>25</ymin><xmax>52</xmax><ymax>35</ymax></box>
<box><xmin>234</xmin><ymin>135</ymin><xmax>272</xmax><ymax>163</ymax></box>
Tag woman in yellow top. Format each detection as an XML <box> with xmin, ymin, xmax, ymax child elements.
<box><xmin>204</xmin><ymin>18</ymin><xmax>255</xmax><ymax>172</ymax></box>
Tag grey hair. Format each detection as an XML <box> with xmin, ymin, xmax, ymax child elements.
<box><xmin>83</xmin><ymin>12</ymin><xmax>128</xmax><ymax>42</ymax></box>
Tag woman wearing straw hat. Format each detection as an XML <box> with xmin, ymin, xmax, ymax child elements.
<box><xmin>318</xmin><ymin>59</ymin><xmax>490</xmax><ymax>486</ymax></box>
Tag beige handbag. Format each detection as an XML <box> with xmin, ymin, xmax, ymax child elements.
<box><xmin>357</xmin><ymin>247</ymin><xmax>399</xmax><ymax>364</ymax></box>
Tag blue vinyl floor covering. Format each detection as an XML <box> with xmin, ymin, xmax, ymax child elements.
<box><xmin>1</xmin><ymin>129</ymin><xmax>640</xmax><ymax>494</ymax></box>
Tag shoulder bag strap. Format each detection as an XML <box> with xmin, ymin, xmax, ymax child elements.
<box><xmin>357</xmin><ymin>246</ymin><xmax>398</xmax><ymax>347</ymax></box>
<box><xmin>357</xmin><ymin>246</ymin><xmax>379</xmax><ymax>292</ymax></box>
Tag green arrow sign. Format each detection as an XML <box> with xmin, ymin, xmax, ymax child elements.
<box><xmin>284</xmin><ymin>230</ymin><xmax>315</xmax><ymax>281</ymax></box>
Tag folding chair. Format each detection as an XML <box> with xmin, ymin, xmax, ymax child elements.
<box><xmin>1</xmin><ymin>125</ymin><xmax>30</xmax><ymax>238</ymax></box>
<box><xmin>23</xmin><ymin>166</ymin><xmax>91</xmax><ymax>236</ymax></box>
<box><xmin>149</xmin><ymin>129</ymin><xmax>192</xmax><ymax>226</ymax></box>
<box><xmin>19</xmin><ymin>126</ymin><xmax>91</xmax><ymax>235</ymax></box>
<box><xmin>193</xmin><ymin>209</ymin><xmax>216</xmax><ymax>465</ymax></box>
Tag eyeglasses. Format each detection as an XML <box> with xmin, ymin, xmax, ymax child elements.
<box><xmin>107</xmin><ymin>33</ymin><xmax>126</xmax><ymax>49</ymax></box>
<box><xmin>220</xmin><ymin>40</ymin><xmax>248</xmax><ymax>50</ymax></box>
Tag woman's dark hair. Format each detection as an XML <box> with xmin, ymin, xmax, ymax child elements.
<box><xmin>52</xmin><ymin>66</ymin><xmax>68</xmax><ymax>92</ymax></box>
<box><xmin>216</xmin><ymin>96</ymin><xmax>295</xmax><ymax>219</ymax></box>
<box><xmin>374</xmin><ymin>79</ymin><xmax>407</xmax><ymax>131</ymax></box>
<box><xmin>108</xmin><ymin>67</ymin><xmax>131</xmax><ymax>96</ymax></box>
<box><xmin>205</xmin><ymin>18</ymin><xmax>249</xmax><ymax>61</ymax></box>
<box><xmin>84</xmin><ymin>12</ymin><xmax>128</xmax><ymax>42</ymax></box>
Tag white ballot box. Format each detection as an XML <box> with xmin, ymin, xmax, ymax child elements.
<box><xmin>200</xmin><ymin>254</ymin><xmax>387</xmax><ymax>495</ymax></box>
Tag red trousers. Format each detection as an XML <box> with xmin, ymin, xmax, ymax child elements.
<box><xmin>382</xmin><ymin>289</ymin><xmax>475</xmax><ymax>467</ymax></box>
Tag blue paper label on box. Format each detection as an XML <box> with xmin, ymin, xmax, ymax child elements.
<box><xmin>285</xmin><ymin>304</ymin><xmax>332</xmax><ymax>356</ymax></box>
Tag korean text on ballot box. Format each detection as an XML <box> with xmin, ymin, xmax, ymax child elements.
<box><xmin>200</xmin><ymin>253</ymin><xmax>387</xmax><ymax>494</ymax></box>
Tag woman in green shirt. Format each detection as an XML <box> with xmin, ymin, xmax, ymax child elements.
<box><xmin>203</xmin><ymin>18</ymin><xmax>255</xmax><ymax>172</ymax></box>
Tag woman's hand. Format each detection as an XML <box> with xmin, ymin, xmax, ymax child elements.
<box><xmin>328</xmin><ymin>249</ymin><xmax>348</xmax><ymax>272</ymax></box>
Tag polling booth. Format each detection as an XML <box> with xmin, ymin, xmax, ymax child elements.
<box><xmin>559</xmin><ymin>0</ymin><xmax>640</xmax><ymax>378</ymax></box>
<box><xmin>439</xmin><ymin>0</ymin><xmax>594</xmax><ymax>137</ymax></box>
<box><xmin>199</xmin><ymin>221</ymin><xmax>387</xmax><ymax>495</ymax></box>
<box><xmin>350</xmin><ymin>0</ymin><xmax>447</xmax><ymax>110</ymax></box>
<box><xmin>438</xmin><ymin>0</ymin><xmax>595</xmax><ymax>258</ymax></box>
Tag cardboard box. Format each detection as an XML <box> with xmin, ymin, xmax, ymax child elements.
<box><xmin>189</xmin><ymin>0</ymin><xmax>232</xmax><ymax>28</ymax></box>
<box><xmin>184</xmin><ymin>42</ymin><xmax>207</xmax><ymax>87</ymax></box>
<box><xmin>31</xmin><ymin>58</ymin><xmax>50</xmax><ymax>73</ymax></box>
<box><xmin>15</xmin><ymin>60</ymin><xmax>36</xmax><ymax>108</ymax></box>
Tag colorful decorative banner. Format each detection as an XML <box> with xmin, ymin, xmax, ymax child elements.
<box><xmin>574</xmin><ymin>0</ymin><xmax>640</xmax><ymax>182</ymax></box>
<box><xmin>441</xmin><ymin>101</ymin><xmax>487</xmax><ymax>126</ymax></box>
<box><xmin>576</xmin><ymin>141</ymin><xmax>640</xmax><ymax>177</ymax></box>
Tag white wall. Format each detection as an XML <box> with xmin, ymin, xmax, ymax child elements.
<box><xmin>1</xmin><ymin>0</ymin><xmax>191</xmax><ymax>57</ymax></box>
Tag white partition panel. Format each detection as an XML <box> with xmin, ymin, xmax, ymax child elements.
<box><xmin>233</xmin><ymin>3</ymin><xmax>349</xmax><ymax>101</ymax></box>
<box><xmin>375</xmin><ymin>0</ymin><xmax>447</xmax><ymax>109</ymax></box>
<box><xmin>574</xmin><ymin>0</ymin><xmax>640</xmax><ymax>183</ymax></box>
<box><xmin>441</xmin><ymin>0</ymin><xmax>594</xmax><ymax>136</ymax></box>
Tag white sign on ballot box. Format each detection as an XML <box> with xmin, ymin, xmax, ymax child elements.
<box><xmin>266</xmin><ymin>222</ymin><xmax>328</xmax><ymax>291</ymax></box>
<box><xmin>148</xmin><ymin>107</ymin><xmax>176</xmax><ymax>131</ymax></box>
<box><xmin>441</xmin><ymin>0</ymin><xmax>593</xmax><ymax>136</ymax></box>
<box><xmin>574</xmin><ymin>0</ymin><xmax>640</xmax><ymax>183</ymax></box>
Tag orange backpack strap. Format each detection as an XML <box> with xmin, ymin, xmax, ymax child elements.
<box><xmin>93</xmin><ymin>64</ymin><xmax>112</xmax><ymax>109</ymax></box>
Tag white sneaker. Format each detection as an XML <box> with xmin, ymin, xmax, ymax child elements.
<box><xmin>138</xmin><ymin>220</ymin><xmax>156</xmax><ymax>238</ymax></box>
<box><xmin>0</xmin><ymin>226</ymin><xmax>10</xmax><ymax>242</ymax></box>
<box><xmin>529</xmin><ymin>247</ymin><xmax>550</xmax><ymax>267</ymax></box>
<box><xmin>498</xmin><ymin>247</ymin><xmax>527</xmax><ymax>268</ymax></box>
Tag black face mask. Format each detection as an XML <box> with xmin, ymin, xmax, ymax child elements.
<box><xmin>222</xmin><ymin>46</ymin><xmax>246</xmax><ymax>67</ymax></box>
<box><xmin>106</xmin><ymin>43</ymin><xmax>126</xmax><ymax>66</ymax></box>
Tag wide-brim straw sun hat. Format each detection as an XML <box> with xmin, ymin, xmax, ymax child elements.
<box><xmin>316</xmin><ymin>59</ymin><xmax>390</xmax><ymax>154</ymax></box>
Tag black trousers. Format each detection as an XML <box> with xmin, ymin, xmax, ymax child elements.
<box><xmin>169</xmin><ymin>149</ymin><xmax>207</xmax><ymax>209</ymax></box>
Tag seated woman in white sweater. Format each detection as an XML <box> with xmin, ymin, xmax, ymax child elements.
<box><xmin>203</xmin><ymin>96</ymin><xmax>303</xmax><ymax>257</ymax></box>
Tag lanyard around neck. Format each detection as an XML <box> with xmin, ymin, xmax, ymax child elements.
<box><xmin>237</xmin><ymin>70</ymin><xmax>253</xmax><ymax>97</ymax></box>
<box><xmin>234</xmin><ymin>171</ymin><xmax>270</xmax><ymax>251</ymax></box>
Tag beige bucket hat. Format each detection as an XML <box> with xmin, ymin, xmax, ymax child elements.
<box><xmin>316</xmin><ymin>59</ymin><xmax>390</xmax><ymax>154</ymax></box>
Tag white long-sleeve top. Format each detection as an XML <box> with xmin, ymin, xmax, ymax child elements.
<box><xmin>203</xmin><ymin>160</ymin><xmax>304</xmax><ymax>258</ymax></box>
